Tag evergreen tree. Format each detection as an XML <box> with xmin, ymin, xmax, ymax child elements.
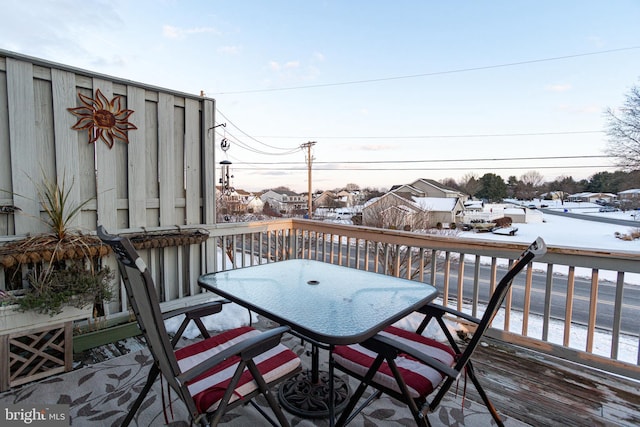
<box><xmin>476</xmin><ymin>173</ymin><xmax>507</xmax><ymax>202</ymax></box>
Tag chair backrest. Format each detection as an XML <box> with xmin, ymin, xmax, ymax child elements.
<box><xmin>455</xmin><ymin>237</ymin><xmax>547</xmax><ymax>370</ymax></box>
<box><xmin>97</xmin><ymin>226</ymin><xmax>183</xmax><ymax>391</ymax></box>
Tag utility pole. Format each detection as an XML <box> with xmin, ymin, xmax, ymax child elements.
<box><xmin>301</xmin><ymin>141</ymin><xmax>316</xmax><ymax>219</ymax></box>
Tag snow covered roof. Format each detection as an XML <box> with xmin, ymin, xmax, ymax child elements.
<box><xmin>411</xmin><ymin>197</ymin><xmax>459</xmax><ymax>212</ymax></box>
<box><xmin>464</xmin><ymin>201</ymin><xmax>484</xmax><ymax>210</ymax></box>
<box><xmin>504</xmin><ymin>207</ymin><xmax>526</xmax><ymax>214</ymax></box>
<box><xmin>618</xmin><ymin>189</ymin><xmax>640</xmax><ymax>194</ymax></box>
<box><xmin>363</xmin><ymin>197</ymin><xmax>380</xmax><ymax>207</ymax></box>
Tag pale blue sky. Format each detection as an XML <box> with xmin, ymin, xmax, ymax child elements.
<box><xmin>2</xmin><ymin>1</ymin><xmax>640</xmax><ymax>192</ymax></box>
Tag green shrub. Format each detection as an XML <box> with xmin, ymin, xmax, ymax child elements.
<box><xmin>15</xmin><ymin>264</ymin><xmax>114</xmax><ymax>316</ymax></box>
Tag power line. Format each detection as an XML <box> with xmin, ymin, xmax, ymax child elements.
<box><xmin>217</xmin><ymin>129</ymin><xmax>300</xmax><ymax>156</ymax></box>
<box><xmin>216</xmin><ymin>109</ymin><xmax>300</xmax><ymax>152</ymax></box>
<box><xmin>231</xmin><ymin>164</ymin><xmax>614</xmax><ymax>172</ymax></box>
<box><xmin>253</xmin><ymin>130</ymin><xmax>605</xmax><ymax>139</ymax></box>
<box><xmin>212</xmin><ymin>46</ymin><xmax>640</xmax><ymax>95</ymax></box>
<box><xmin>229</xmin><ymin>155</ymin><xmax>613</xmax><ymax>166</ymax></box>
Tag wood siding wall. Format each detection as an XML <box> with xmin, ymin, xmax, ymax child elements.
<box><xmin>0</xmin><ymin>50</ymin><xmax>216</xmax><ymax>237</ymax></box>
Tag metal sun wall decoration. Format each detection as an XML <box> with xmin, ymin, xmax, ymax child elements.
<box><xmin>67</xmin><ymin>89</ymin><xmax>137</xmax><ymax>149</ymax></box>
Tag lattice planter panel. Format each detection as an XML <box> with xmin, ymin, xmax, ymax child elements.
<box><xmin>0</xmin><ymin>322</ymin><xmax>73</xmax><ymax>392</ymax></box>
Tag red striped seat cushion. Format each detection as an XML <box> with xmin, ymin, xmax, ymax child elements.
<box><xmin>175</xmin><ymin>326</ymin><xmax>301</xmax><ymax>413</ymax></box>
<box><xmin>333</xmin><ymin>326</ymin><xmax>457</xmax><ymax>399</ymax></box>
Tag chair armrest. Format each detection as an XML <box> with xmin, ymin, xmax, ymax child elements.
<box><xmin>417</xmin><ymin>302</ymin><xmax>480</xmax><ymax>325</ymax></box>
<box><xmin>362</xmin><ymin>333</ymin><xmax>460</xmax><ymax>380</ymax></box>
<box><xmin>177</xmin><ymin>326</ymin><xmax>291</xmax><ymax>384</ymax></box>
<box><xmin>162</xmin><ymin>300</ymin><xmax>230</xmax><ymax>320</ymax></box>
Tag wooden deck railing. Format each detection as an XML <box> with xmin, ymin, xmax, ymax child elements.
<box><xmin>3</xmin><ymin>218</ymin><xmax>639</xmax><ymax>381</ymax></box>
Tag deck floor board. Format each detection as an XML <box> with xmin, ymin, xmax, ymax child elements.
<box><xmin>71</xmin><ymin>324</ymin><xmax>639</xmax><ymax>426</ymax></box>
<box><xmin>472</xmin><ymin>338</ymin><xmax>639</xmax><ymax>427</ymax></box>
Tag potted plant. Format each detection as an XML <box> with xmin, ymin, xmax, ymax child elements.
<box><xmin>0</xmin><ymin>175</ymin><xmax>113</xmax><ymax>329</ymax></box>
<box><xmin>0</xmin><ymin>175</ymin><xmax>116</xmax><ymax>390</ymax></box>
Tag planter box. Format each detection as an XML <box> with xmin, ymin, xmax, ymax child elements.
<box><xmin>0</xmin><ymin>304</ymin><xmax>92</xmax><ymax>336</ymax></box>
<box><xmin>73</xmin><ymin>321</ymin><xmax>141</xmax><ymax>353</ymax></box>
<box><xmin>0</xmin><ymin>305</ymin><xmax>92</xmax><ymax>392</ymax></box>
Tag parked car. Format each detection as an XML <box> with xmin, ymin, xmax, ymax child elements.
<box><xmin>599</xmin><ymin>206</ymin><xmax>618</xmax><ymax>212</ymax></box>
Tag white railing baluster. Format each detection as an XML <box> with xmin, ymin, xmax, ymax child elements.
<box><xmin>472</xmin><ymin>255</ymin><xmax>481</xmax><ymax>317</ymax></box>
<box><xmin>504</xmin><ymin>259</ymin><xmax>514</xmax><ymax>331</ymax></box>
<box><xmin>612</xmin><ymin>271</ymin><xmax>625</xmax><ymax>359</ymax></box>
<box><xmin>542</xmin><ymin>264</ymin><xmax>555</xmax><ymax>341</ymax></box>
<box><xmin>522</xmin><ymin>262</ymin><xmax>533</xmax><ymax>336</ymax></box>
<box><xmin>564</xmin><ymin>266</ymin><xmax>576</xmax><ymax>347</ymax></box>
<box><xmin>586</xmin><ymin>269</ymin><xmax>599</xmax><ymax>353</ymax></box>
<box><xmin>442</xmin><ymin>251</ymin><xmax>451</xmax><ymax>307</ymax></box>
<box><xmin>457</xmin><ymin>253</ymin><xmax>465</xmax><ymax>312</ymax></box>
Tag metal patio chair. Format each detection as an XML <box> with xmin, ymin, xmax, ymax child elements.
<box><xmin>333</xmin><ymin>237</ymin><xmax>547</xmax><ymax>427</ymax></box>
<box><xmin>97</xmin><ymin>226</ymin><xmax>301</xmax><ymax>427</ymax></box>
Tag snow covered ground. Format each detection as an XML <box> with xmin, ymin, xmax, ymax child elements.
<box><xmin>460</xmin><ymin>200</ymin><xmax>640</xmax><ymax>253</ymax></box>
<box><xmin>459</xmin><ymin>202</ymin><xmax>640</xmax><ymax>287</ymax></box>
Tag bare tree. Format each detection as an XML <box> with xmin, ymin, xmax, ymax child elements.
<box><xmin>440</xmin><ymin>177</ymin><xmax>459</xmax><ymax>191</ymax></box>
<box><xmin>372</xmin><ymin>242</ymin><xmax>437</xmax><ymax>280</ymax></box>
<box><xmin>361</xmin><ymin>196</ymin><xmax>439</xmax><ymax>279</ymax></box>
<box><xmin>548</xmin><ymin>175</ymin><xmax>581</xmax><ymax>195</ymax></box>
<box><xmin>363</xmin><ymin>195</ymin><xmax>432</xmax><ymax>231</ymax></box>
<box><xmin>516</xmin><ymin>170</ymin><xmax>545</xmax><ymax>200</ymax></box>
<box><xmin>520</xmin><ymin>170</ymin><xmax>545</xmax><ymax>187</ymax></box>
<box><xmin>605</xmin><ymin>82</ymin><xmax>640</xmax><ymax>170</ymax></box>
<box><xmin>459</xmin><ymin>172</ymin><xmax>480</xmax><ymax>197</ymax></box>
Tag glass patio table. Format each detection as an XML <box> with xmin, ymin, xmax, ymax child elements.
<box><xmin>197</xmin><ymin>259</ymin><xmax>438</xmax><ymax>425</ymax></box>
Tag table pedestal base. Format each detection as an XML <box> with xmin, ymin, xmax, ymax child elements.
<box><xmin>278</xmin><ymin>370</ymin><xmax>350</xmax><ymax>418</ymax></box>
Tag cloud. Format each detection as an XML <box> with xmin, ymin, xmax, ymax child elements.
<box><xmin>162</xmin><ymin>24</ymin><xmax>219</xmax><ymax>40</ymax></box>
<box><xmin>163</xmin><ymin>25</ymin><xmax>181</xmax><ymax>39</ymax></box>
<box><xmin>0</xmin><ymin>0</ymin><xmax>123</xmax><ymax>66</ymax></box>
<box><xmin>90</xmin><ymin>55</ymin><xmax>128</xmax><ymax>68</ymax></box>
<box><xmin>546</xmin><ymin>83</ymin><xmax>572</xmax><ymax>92</ymax></box>
<box><xmin>270</xmin><ymin>60</ymin><xmax>300</xmax><ymax>70</ymax></box>
<box><xmin>218</xmin><ymin>45</ymin><xmax>241</xmax><ymax>55</ymax></box>
<box><xmin>267</xmin><ymin>54</ymin><xmax>321</xmax><ymax>84</ymax></box>
<box><xmin>269</xmin><ymin>61</ymin><xmax>281</xmax><ymax>71</ymax></box>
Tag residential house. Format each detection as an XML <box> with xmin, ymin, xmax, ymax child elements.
<box><xmin>260</xmin><ymin>189</ymin><xmax>307</xmax><ymax>215</ymax></box>
<box><xmin>313</xmin><ymin>189</ymin><xmax>363</xmax><ymax>211</ymax></box>
<box><xmin>216</xmin><ymin>186</ymin><xmax>240</xmax><ymax>215</ymax></box>
<box><xmin>361</xmin><ymin>179</ymin><xmax>468</xmax><ymax>229</ymax></box>
<box><xmin>617</xmin><ymin>189</ymin><xmax>640</xmax><ymax>208</ymax></box>
<box><xmin>313</xmin><ymin>191</ymin><xmax>339</xmax><ymax>209</ymax></box>
<box><xmin>336</xmin><ymin>189</ymin><xmax>363</xmax><ymax>207</ymax></box>
<box><xmin>216</xmin><ymin>187</ymin><xmax>255</xmax><ymax>215</ymax></box>
<box><xmin>362</xmin><ymin>191</ymin><xmax>465</xmax><ymax>229</ymax></box>
<box><xmin>540</xmin><ymin>191</ymin><xmax>567</xmax><ymax>201</ymax></box>
<box><xmin>246</xmin><ymin>194</ymin><xmax>264</xmax><ymax>213</ymax></box>
<box><xmin>391</xmin><ymin>178</ymin><xmax>468</xmax><ymax>202</ymax></box>
<box><xmin>567</xmin><ymin>192</ymin><xmax>617</xmax><ymax>204</ymax></box>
